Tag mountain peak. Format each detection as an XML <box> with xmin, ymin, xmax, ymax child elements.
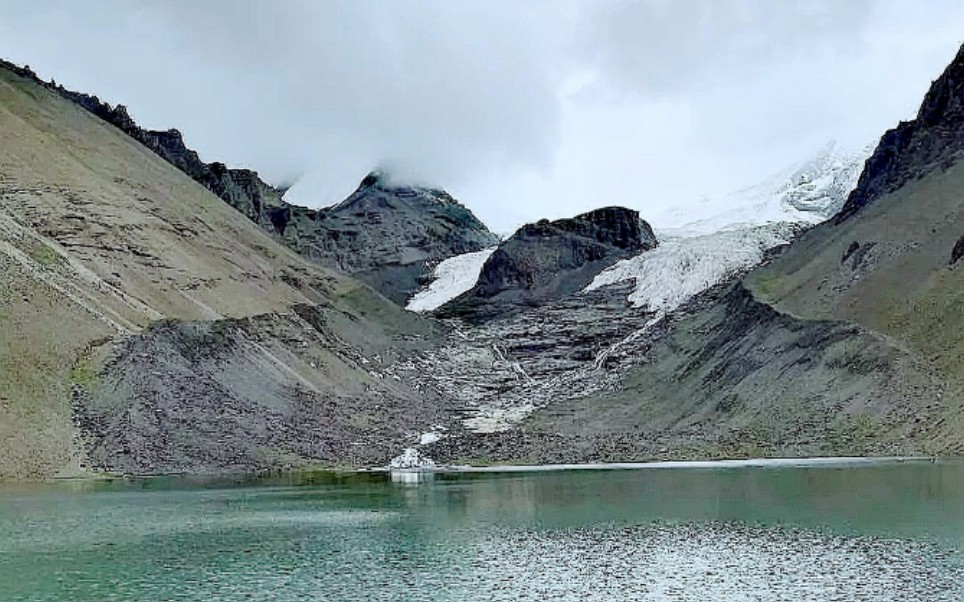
<box><xmin>836</xmin><ymin>42</ymin><xmax>964</xmax><ymax>221</ymax></box>
<box><xmin>359</xmin><ymin>170</ymin><xmax>384</xmax><ymax>188</ymax></box>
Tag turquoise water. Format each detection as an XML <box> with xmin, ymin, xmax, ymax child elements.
<box><xmin>1</xmin><ymin>461</ymin><xmax>963</xmax><ymax>601</ymax></box>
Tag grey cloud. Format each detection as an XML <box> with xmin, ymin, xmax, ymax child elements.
<box><xmin>1</xmin><ymin>1</ymin><xmax>963</xmax><ymax>231</ymax></box>
<box><xmin>580</xmin><ymin>0</ymin><xmax>872</xmax><ymax>97</ymax></box>
<box><xmin>1</xmin><ymin>1</ymin><xmax>569</xmax><ymax>205</ymax></box>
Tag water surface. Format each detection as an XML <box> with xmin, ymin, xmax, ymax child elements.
<box><xmin>1</xmin><ymin>460</ymin><xmax>962</xmax><ymax>601</ymax></box>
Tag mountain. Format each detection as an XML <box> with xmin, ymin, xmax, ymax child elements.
<box><xmin>407</xmin><ymin>143</ymin><xmax>867</xmax><ymax>317</ymax></box>
<box><xmin>394</xmin><ymin>149</ymin><xmax>863</xmax><ymax>445</ymax></box>
<box><xmin>279</xmin><ymin>172</ymin><xmax>499</xmax><ymax>305</ymax></box>
<box><xmin>0</xmin><ymin>61</ymin><xmax>445</xmax><ymax>479</ymax></box>
<box><xmin>414</xmin><ymin>44</ymin><xmax>964</xmax><ymax>464</ymax></box>
<box><xmin>3</xmin><ymin>42</ymin><xmax>964</xmax><ymax>480</ymax></box>
<box><xmin>581</xmin><ymin>141</ymin><xmax>869</xmax><ymax>314</ymax></box>
<box><xmin>0</xmin><ymin>60</ymin><xmax>498</xmax><ymax>305</ymax></box>
<box><xmin>837</xmin><ymin>44</ymin><xmax>964</xmax><ymax>222</ymax></box>
<box><xmin>432</xmin><ymin>207</ymin><xmax>657</xmax><ymax>318</ymax></box>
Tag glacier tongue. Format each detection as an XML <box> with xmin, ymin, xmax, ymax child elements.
<box><xmin>406</xmin><ymin>247</ymin><xmax>497</xmax><ymax>312</ymax></box>
<box><xmin>585</xmin><ymin>224</ymin><xmax>799</xmax><ymax>312</ymax></box>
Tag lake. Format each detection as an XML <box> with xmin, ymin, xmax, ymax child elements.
<box><xmin>1</xmin><ymin>459</ymin><xmax>962</xmax><ymax>601</ymax></box>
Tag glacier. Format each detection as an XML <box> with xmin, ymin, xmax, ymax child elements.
<box><xmin>394</xmin><ymin>143</ymin><xmax>873</xmax><ymax>437</ymax></box>
<box><xmin>405</xmin><ymin>142</ymin><xmax>868</xmax><ymax>317</ymax></box>
<box><xmin>586</xmin><ymin>142</ymin><xmax>869</xmax><ymax>311</ymax></box>
<box><xmin>652</xmin><ymin>141</ymin><xmax>869</xmax><ymax>234</ymax></box>
<box><xmin>584</xmin><ymin>225</ymin><xmax>799</xmax><ymax>312</ymax></box>
<box><xmin>406</xmin><ymin>247</ymin><xmax>497</xmax><ymax>312</ymax></box>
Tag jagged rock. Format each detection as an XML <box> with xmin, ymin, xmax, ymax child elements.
<box><xmin>440</xmin><ymin>207</ymin><xmax>656</xmax><ymax>318</ymax></box>
<box><xmin>836</xmin><ymin>45</ymin><xmax>964</xmax><ymax>222</ymax></box>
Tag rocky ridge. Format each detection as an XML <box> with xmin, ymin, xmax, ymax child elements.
<box><xmin>0</xmin><ymin>63</ymin><xmax>446</xmax><ymax>478</ymax></box>
<box><xmin>0</xmin><ymin>60</ymin><xmax>497</xmax><ymax>304</ymax></box>
<box><xmin>837</xmin><ymin>44</ymin><xmax>964</xmax><ymax>221</ymax></box>
<box><xmin>280</xmin><ymin>172</ymin><xmax>499</xmax><ymax>305</ymax></box>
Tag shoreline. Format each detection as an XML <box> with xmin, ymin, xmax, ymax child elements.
<box><xmin>0</xmin><ymin>455</ymin><xmax>936</xmax><ymax>486</ymax></box>
<box><xmin>377</xmin><ymin>455</ymin><xmax>932</xmax><ymax>475</ymax></box>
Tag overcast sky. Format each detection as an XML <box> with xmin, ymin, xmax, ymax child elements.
<box><xmin>2</xmin><ymin>1</ymin><xmax>962</xmax><ymax>231</ymax></box>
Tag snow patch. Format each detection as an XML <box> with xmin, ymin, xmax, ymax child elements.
<box><xmin>418</xmin><ymin>431</ymin><xmax>442</xmax><ymax>445</ymax></box>
<box><xmin>389</xmin><ymin>448</ymin><xmax>436</xmax><ymax>469</ymax></box>
<box><xmin>406</xmin><ymin>247</ymin><xmax>497</xmax><ymax>312</ymax></box>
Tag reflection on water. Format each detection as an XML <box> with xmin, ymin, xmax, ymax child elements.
<box><xmin>390</xmin><ymin>470</ymin><xmax>436</xmax><ymax>485</ymax></box>
<box><xmin>0</xmin><ymin>460</ymin><xmax>962</xmax><ymax>601</ymax></box>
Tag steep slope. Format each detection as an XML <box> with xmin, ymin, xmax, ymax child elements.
<box><xmin>0</xmin><ymin>60</ymin><xmax>498</xmax><ymax>306</ymax></box>
<box><xmin>0</xmin><ymin>61</ymin><xmax>294</xmax><ymax>233</ymax></box>
<box><xmin>836</xmin><ymin>45</ymin><xmax>964</xmax><ymax>221</ymax></box>
<box><xmin>742</xmin><ymin>46</ymin><xmax>964</xmax><ymax>448</ymax></box>
<box><xmin>0</xmin><ymin>63</ymin><xmax>441</xmax><ymax>479</ymax></box>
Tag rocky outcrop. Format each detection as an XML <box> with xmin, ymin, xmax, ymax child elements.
<box><xmin>277</xmin><ymin>172</ymin><xmax>500</xmax><ymax>304</ymax></box>
<box><xmin>0</xmin><ymin>60</ymin><xmax>496</xmax><ymax>304</ymax></box>
<box><xmin>440</xmin><ymin>207</ymin><xmax>656</xmax><ymax>318</ymax></box>
<box><xmin>836</xmin><ymin>45</ymin><xmax>964</xmax><ymax>222</ymax></box>
<box><xmin>952</xmin><ymin>235</ymin><xmax>964</xmax><ymax>265</ymax></box>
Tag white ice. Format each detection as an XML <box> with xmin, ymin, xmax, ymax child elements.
<box><xmin>587</xmin><ymin>141</ymin><xmax>869</xmax><ymax>311</ymax></box>
<box><xmin>388</xmin><ymin>448</ymin><xmax>436</xmax><ymax>470</ymax></box>
<box><xmin>418</xmin><ymin>432</ymin><xmax>442</xmax><ymax>445</ymax></box>
<box><xmin>585</xmin><ymin>224</ymin><xmax>798</xmax><ymax>312</ymax></box>
<box><xmin>406</xmin><ymin>247</ymin><xmax>497</xmax><ymax>312</ymax></box>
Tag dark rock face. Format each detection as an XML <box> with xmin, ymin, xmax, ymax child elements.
<box><xmin>836</xmin><ymin>44</ymin><xmax>964</xmax><ymax>222</ymax></box>
<box><xmin>952</xmin><ymin>235</ymin><xmax>964</xmax><ymax>265</ymax></box>
<box><xmin>441</xmin><ymin>207</ymin><xmax>657</xmax><ymax>318</ymax></box>
<box><xmin>279</xmin><ymin>173</ymin><xmax>500</xmax><ymax>304</ymax></box>
<box><xmin>0</xmin><ymin>60</ymin><xmax>497</xmax><ymax>303</ymax></box>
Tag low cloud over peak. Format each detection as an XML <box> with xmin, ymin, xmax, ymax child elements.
<box><xmin>2</xmin><ymin>1</ymin><xmax>962</xmax><ymax>230</ymax></box>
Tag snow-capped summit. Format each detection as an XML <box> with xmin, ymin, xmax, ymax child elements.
<box><xmin>408</xmin><ymin>143</ymin><xmax>870</xmax><ymax>316</ymax></box>
<box><xmin>654</xmin><ymin>141</ymin><xmax>870</xmax><ymax>235</ymax></box>
<box><xmin>586</xmin><ymin>143</ymin><xmax>871</xmax><ymax>313</ymax></box>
